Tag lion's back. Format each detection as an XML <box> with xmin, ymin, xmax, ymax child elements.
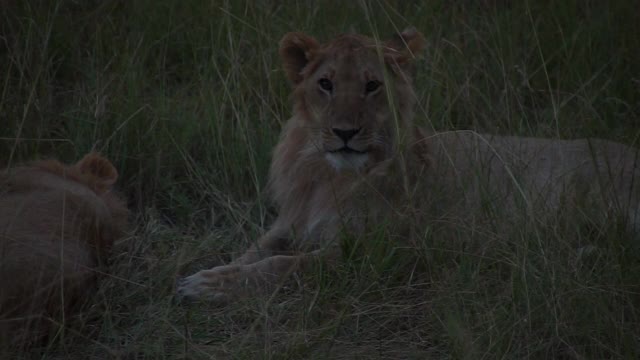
<box><xmin>423</xmin><ymin>131</ymin><xmax>640</xmax><ymax>231</ymax></box>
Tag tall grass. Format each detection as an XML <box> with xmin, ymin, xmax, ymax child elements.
<box><xmin>1</xmin><ymin>0</ymin><xmax>639</xmax><ymax>358</ymax></box>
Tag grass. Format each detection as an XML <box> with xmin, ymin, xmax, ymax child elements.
<box><xmin>2</xmin><ymin>0</ymin><xmax>640</xmax><ymax>358</ymax></box>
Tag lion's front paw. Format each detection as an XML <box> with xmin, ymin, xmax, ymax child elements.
<box><xmin>177</xmin><ymin>264</ymin><xmax>248</xmax><ymax>304</ymax></box>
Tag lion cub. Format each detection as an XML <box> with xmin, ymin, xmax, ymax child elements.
<box><xmin>0</xmin><ymin>153</ymin><xmax>128</xmax><ymax>348</ymax></box>
<box><xmin>178</xmin><ymin>28</ymin><xmax>430</xmax><ymax>302</ymax></box>
<box><xmin>178</xmin><ymin>28</ymin><xmax>640</xmax><ymax>303</ymax></box>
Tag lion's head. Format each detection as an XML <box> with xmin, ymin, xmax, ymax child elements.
<box><xmin>0</xmin><ymin>153</ymin><xmax>128</xmax><ymax>347</ymax></box>
<box><xmin>278</xmin><ymin>28</ymin><xmax>425</xmax><ymax>172</ymax></box>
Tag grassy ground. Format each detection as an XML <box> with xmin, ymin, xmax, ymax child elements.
<box><xmin>2</xmin><ymin>0</ymin><xmax>640</xmax><ymax>358</ymax></box>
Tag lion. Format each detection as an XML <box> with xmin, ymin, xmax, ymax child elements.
<box><xmin>0</xmin><ymin>153</ymin><xmax>128</xmax><ymax>348</ymax></box>
<box><xmin>178</xmin><ymin>28</ymin><xmax>640</xmax><ymax>303</ymax></box>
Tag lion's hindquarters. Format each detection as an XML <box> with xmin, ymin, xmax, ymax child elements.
<box><xmin>426</xmin><ymin>133</ymin><xmax>640</xmax><ymax>237</ymax></box>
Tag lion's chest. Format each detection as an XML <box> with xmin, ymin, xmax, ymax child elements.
<box><xmin>294</xmin><ymin>172</ymin><xmax>408</xmax><ymax>250</ymax></box>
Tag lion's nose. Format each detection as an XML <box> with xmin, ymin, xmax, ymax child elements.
<box><xmin>332</xmin><ymin>128</ymin><xmax>361</xmax><ymax>143</ymax></box>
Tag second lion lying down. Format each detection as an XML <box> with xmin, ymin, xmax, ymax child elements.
<box><xmin>0</xmin><ymin>153</ymin><xmax>128</xmax><ymax>348</ymax></box>
<box><xmin>178</xmin><ymin>28</ymin><xmax>640</xmax><ymax>302</ymax></box>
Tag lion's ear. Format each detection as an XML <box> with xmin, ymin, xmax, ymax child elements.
<box><xmin>76</xmin><ymin>152</ymin><xmax>119</xmax><ymax>190</ymax></box>
<box><xmin>279</xmin><ymin>32</ymin><xmax>319</xmax><ymax>85</ymax></box>
<box><xmin>385</xmin><ymin>27</ymin><xmax>426</xmax><ymax>71</ymax></box>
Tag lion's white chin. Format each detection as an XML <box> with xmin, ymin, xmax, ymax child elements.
<box><xmin>325</xmin><ymin>152</ymin><xmax>369</xmax><ymax>171</ymax></box>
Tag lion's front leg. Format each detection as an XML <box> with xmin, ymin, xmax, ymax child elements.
<box><xmin>177</xmin><ymin>263</ymin><xmax>248</xmax><ymax>303</ymax></box>
<box><xmin>177</xmin><ymin>253</ymin><xmax>317</xmax><ymax>303</ymax></box>
<box><xmin>230</xmin><ymin>226</ymin><xmax>291</xmax><ymax>265</ymax></box>
<box><xmin>177</xmin><ymin>226</ymin><xmax>292</xmax><ymax>302</ymax></box>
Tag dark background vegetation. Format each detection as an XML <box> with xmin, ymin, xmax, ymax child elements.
<box><xmin>1</xmin><ymin>1</ymin><xmax>639</xmax><ymax>358</ymax></box>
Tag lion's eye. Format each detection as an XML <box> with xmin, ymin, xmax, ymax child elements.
<box><xmin>365</xmin><ymin>80</ymin><xmax>381</xmax><ymax>94</ymax></box>
<box><xmin>318</xmin><ymin>78</ymin><xmax>333</xmax><ymax>92</ymax></box>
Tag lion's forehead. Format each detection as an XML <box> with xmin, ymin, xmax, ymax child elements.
<box><xmin>308</xmin><ymin>37</ymin><xmax>385</xmax><ymax>80</ymax></box>
<box><xmin>323</xmin><ymin>34</ymin><xmax>374</xmax><ymax>50</ymax></box>
<box><xmin>311</xmin><ymin>51</ymin><xmax>384</xmax><ymax>83</ymax></box>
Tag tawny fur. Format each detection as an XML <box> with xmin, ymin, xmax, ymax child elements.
<box><xmin>178</xmin><ymin>28</ymin><xmax>640</xmax><ymax>303</ymax></box>
<box><xmin>0</xmin><ymin>153</ymin><xmax>128</xmax><ymax>348</ymax></box>
<box><xmin>178</xmin><ymin>28</ymin><xmax>433</xmax><ymax>302</ymax></box>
